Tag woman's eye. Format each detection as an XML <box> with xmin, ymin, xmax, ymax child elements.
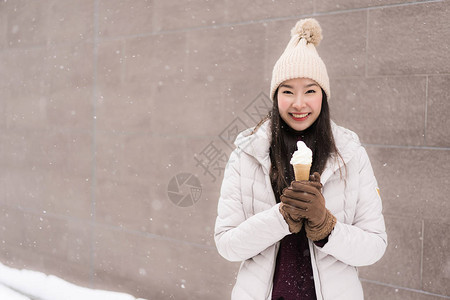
<box><xmin>282</xmin><ymin>90</ymin><xmax>293</xmax><ymax>94</ymax></box>
<box><xmin>306</xmin><ymin>89</ymin><xmax>316</xmax><ymax>94</ymax></box>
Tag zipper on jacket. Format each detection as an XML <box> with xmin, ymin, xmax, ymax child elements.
<box><xmin>310</xmin><ymin>241</ymin><xmax>324</xmax><ymax>300</ymax></box>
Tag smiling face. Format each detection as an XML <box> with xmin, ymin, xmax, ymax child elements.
<box><xmin>277</xmin><ymin>77</ymin><xmax>323</xmax><ymax>132</ymax></box>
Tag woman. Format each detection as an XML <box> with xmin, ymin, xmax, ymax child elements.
<box><xmin>214</xmin><ymin>18</ymin><xmax>387</xmax><ymax>300</ymax></box>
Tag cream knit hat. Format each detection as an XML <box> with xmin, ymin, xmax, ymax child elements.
<box><xmin>270</xmin><ymin>18</ymin><xmax>330</xmax><ymax>101</ymax></box>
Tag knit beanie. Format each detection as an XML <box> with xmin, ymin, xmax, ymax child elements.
<box><xmin>270</xmin><ymin>18</ymin><xmax>330</xmax><ymax>101</ymax></box>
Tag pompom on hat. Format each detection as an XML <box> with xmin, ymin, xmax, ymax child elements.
<box><xmin>270</xmin><ymin>18</ymin><xmax>330</xmax><ymax>101</ymax></box>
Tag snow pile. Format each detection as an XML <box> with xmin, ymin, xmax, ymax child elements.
<box><xmin>0</xmin><ymin>262</ymin><xmax>147</xmax><ymax>300</ymax></box>
<box><xmin>0</xmin><ymin>284</ymin><xmax>30</xmax><ymax>300</ymax></box>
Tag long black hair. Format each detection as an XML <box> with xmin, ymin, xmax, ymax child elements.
<box><xmin>255</xmin><ymin>88</ymin><xmax>342</xmax><ymax>201</ymax></box>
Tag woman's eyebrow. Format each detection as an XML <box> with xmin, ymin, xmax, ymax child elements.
<box><xmin>279</xmin><ymin>84</ymin><xmax>294</xmax><ymax>89</ymax></box>
<box><xmin>304</xmin><ymin>83</ymin><xmax>319</xmax><ymax>88</ymax></box>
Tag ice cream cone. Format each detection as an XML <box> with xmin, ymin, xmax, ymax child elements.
<box><xmin>293</xmin><ymin>163</ymin><xmax>311</xmax><ymax>181</ymax></box>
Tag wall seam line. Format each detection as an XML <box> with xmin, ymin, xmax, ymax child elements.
<box><xmin>360</xmin><ymin>278</ymin><xmax>450</xmax><ymax>299</ymax></box>
<box><xmin>362</xmin><ymin>143</ymin><xmax>450</xmax><ymax>151</ymax></box>
<box><xmin>420</xmin><ymin>220</ymin><xmax>425</xmax><ymax>289</ymax></box>
<box><xmin>424</xmin><ymin>76</ymin><xmax>429</xmax><ymax>144</ymax></box>
<box><xmin>365</xmin><ymin>9</ymin><xmax>369</xmax><ymax>78</ymax></box>
<box><xmin>90</xmin><ymin>0</ymin><xmax>100</xmax><ymax>285</ymax></box>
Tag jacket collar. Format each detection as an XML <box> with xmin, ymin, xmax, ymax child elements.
<box><xmin>320</xmin><ymin>121</ymin><xmax>361</xmax><ymax>184</ymax></box>
<box><xmin>234</xmin><ymin>121</ymin><xmax>272</xmax><ymax>174</ymax></box>
<box><xmin>234</xmin><ymin>120</ymin><xmax>360</xmax><ymax>183</ymax></box>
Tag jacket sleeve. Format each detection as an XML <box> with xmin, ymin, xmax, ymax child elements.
<box><xmin>214</xmin><ymin>149</ymin><xmax>290</xmax><ymax>262</ymax></box>
<box><xmin>319</xmin><ymin>147</ymin><xmax>387</xmax><ymax>267</ymax></box>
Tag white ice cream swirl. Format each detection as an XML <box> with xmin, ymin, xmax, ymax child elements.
<box><xmin>290</xmin><ymin>141</ymin><xmax>313</xmax><ymax>165</ymax></box>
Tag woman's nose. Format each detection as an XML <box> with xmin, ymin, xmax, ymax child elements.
<box><xmin>292</xmin><ymin>96</ymin><xmax>306</xmax><ymax>109</ymax></box>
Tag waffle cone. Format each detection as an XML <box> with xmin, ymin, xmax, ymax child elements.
<box><xmin>293</xmin><ymin>164</ymin><xmax>311</xmax><ymax>181</ymax></box>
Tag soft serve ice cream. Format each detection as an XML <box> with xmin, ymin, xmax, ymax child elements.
<box><xmin>290</xmin><ymin>141</ymin><xmax>312</xmax><ymax>181</ymax></box>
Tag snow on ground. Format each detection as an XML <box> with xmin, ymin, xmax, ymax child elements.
<box><xmin>0</xmin><ymin>262</ymin><xmax>147</xmax><ymax>300</ymax></box>
<box><xmin>0</xmin><ymin>284</ymin><xmax>31</xmax><ymax>300</ymax></box>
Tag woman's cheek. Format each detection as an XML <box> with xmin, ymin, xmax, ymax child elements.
<box><xmin>277</xmin><ymin>96</ymin><xmax>290</xmax><ymax>111</ymax></box>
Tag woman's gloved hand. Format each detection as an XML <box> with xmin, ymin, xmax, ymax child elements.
<box><xmin>279</xmin><ymin>202</ymin><xmax>303</xmax><ymax>233</ymax></box>
<box><xmin>280</xmin><ymin>172</ymin><xmax>336</xmax><ymax>241</ymax></box>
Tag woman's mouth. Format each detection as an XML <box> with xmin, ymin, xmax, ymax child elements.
<box><xmin>290</xmin><ymin>112</ymin><xmax>310</xmax><ymax>121</ymax></box>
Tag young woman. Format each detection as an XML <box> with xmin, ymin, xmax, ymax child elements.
<box><xmin>214</xmin><ymin>18</ymin><xmax>387</xmax><ymax>299</ymax></box>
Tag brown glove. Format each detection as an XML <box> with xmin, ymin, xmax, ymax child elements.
<box><xmin>280</xmin><ymin>172</ymin><xmax>336</xmax><ymax>241</ymax></box>
<box><xmin>279</xmin><ymin>202</ymin><xmax>303</xmax><ymax>233</ymax></box>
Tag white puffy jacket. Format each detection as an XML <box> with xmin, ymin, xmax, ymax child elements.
<box><xmin>214</xmin><ymin>121</ymin><xmax>387</xmax><ymax>300</ymax></box>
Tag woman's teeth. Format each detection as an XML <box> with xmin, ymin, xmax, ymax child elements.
<box><xmin>291</xmin><ymin>113</ymin><xmax>308</xmax><ymax>118</ymax></box>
